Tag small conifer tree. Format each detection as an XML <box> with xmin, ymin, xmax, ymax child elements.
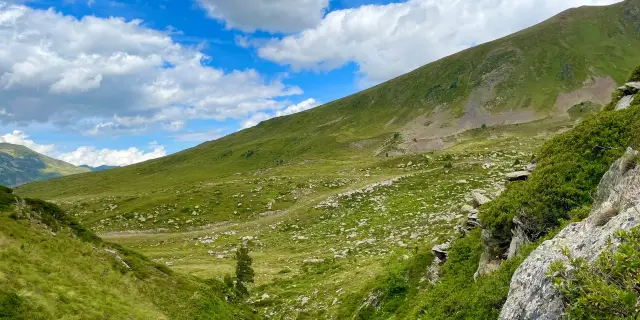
<box><xmin>234</xmin><ymin>243</ymin><xmax>255</xmax><ymax>298</ymax></box>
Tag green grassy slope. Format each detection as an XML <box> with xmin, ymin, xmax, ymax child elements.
<box><xmin>0</xmin><ymin>143</ymin><xmax>89</xmax><ymax>187</ymax></box>
<box><xmin>17</xmin><ymin>0</ymin><xmax>640</xmax><ymax>202</ymax></box>
<box><xmin>0</xmin><ymin>189</ymin><xmax>256</xmax><ymax>319</ymax></box>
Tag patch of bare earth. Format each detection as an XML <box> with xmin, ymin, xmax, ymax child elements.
<box><xmin>400</xmin><ymin>62</ymin><xmax>539</xmax><ymax>153</ymax></box>
<box><xmin>554</xmin><ymin>76</ymin><xmax>616</xmax><ymax>112</ymax></box>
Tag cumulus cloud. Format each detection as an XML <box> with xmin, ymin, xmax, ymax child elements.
<box><xmin>0</xmin><ymin>2</ymin><xmax>302</xmax><ymax>135</ymax></box>
<box><xmin>241</xmin><ymin>98</ymin><xmax>320</xmax><ymax>128</ymax></box>
<box><xmin>197</xmin><ymin>0</ymin><xmax>329</xmax><ymax>33</ymax></box>
<box><xmin>57</xmin><ymin>142</ymin><xmax>167</xmax><ymax>167</ymax></box>
<box><xmin>258</xmin><ymin>0</ymin><xmax>621</xmax><ymax>84</ymax></box>
<box><xmin>0</xmin><ymin>130</ymin><xmax>54</xmax><ymax>154</ymax></box>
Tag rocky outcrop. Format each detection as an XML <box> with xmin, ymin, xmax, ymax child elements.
<box><xmin>474</xmin><ymin>229</ymin><xmax>503</xmax><ymax>280</ymax></box>
<box><xmin>431</xmin><ymin>241</ymin><xmax>451</xmax><ymax>262</ymax></box>
<box><xmin>471</xmin><ymin>190</ymin><xmax>492</xmax><ymax>207</ymax></box>
<box><xmin>505</xmin><ymin>171</ymin><xmax>531</xmax><ymax>181</ymax></box>
<box><xmin>615</xmin><ymin>95</ymin><xmax>634</xmax><ymax>111</ymax></box>
<box><xmin>613</xmin><ymin>82</ymin><xmax>640</xmax><ymax>111</ymax></box>
<box><xmin>507</xmin><ymin>217</ymin><xmax>529</xmax><ymax>260</ymax></box>
<box><xmin>499</xmin><ymin>148</ymin><xmax>640</xmax><ymax>320</ymax></box>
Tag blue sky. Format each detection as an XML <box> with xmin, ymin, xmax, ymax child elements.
<box><xmin>0</xmin><ymin>0</ymin><xmax>620</xmax><ymax>166</ymax></box>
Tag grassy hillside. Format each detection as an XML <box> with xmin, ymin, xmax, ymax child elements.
<box><xmin>0</xmin><ymin>188</ymin><xmax>255</xmax><ymax>319</ymax></box>
<box><xmin>0</xmin><ymin>143</ymin><xmax>89</xmax><ymax>187</ymax></box>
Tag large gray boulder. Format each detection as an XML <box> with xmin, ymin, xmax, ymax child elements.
<box><xmin>499</xmin><ymin>148</ymin><xmax>640</xmax><ymax>320</ymax></box>
<box><xmin>615</xmin><ymin>95</ymin><xmax>635</xmax><ymax>111</ymax></box>
<box><xmin>471</xmin><ymin>190</ymin><xmax>492</xmax><ymax>207</ymax></box>
<box><xmin>506</xmin><ymin>171</ymin><xmax>531</xmax><ymax>181</ymax></box>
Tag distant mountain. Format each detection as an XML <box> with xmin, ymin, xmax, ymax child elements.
<box><xmin>79</xmin><ymin>165</ymin><xmax>119</xmax><ymax>172</ymax></box>
<box><xmin>0</xmin><ymin>143</ymin><xmax>90</xmax><ymax>187</ymax></box>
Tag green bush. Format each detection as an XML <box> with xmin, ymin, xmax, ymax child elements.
<box><xmin>480</xmin><ymin>106</ymin><xmax>640</xmax><ymax>247</ymax></box>
<box><xmin>0</xmin><ymin>291</ymin><xmax>25</xmax><ymax>319</ymax></box>
<box><xmin>550</xmin><ymin>227</ymin><xmax>640</xmax><ymax>319</ymax></box>
<box><xmin>23</xmin><ymin>198</ymin><xmax>101</xmax><ymax>244</ymax></box>
<box><xmin>0</xmin><ymin>187</ymin><xmax>16</xmax><ymax>211</ymax></box>
<box><xmin>628</xmin><ymin>65</ymin><xmax>640</xmax><ymax>82</ymax></box>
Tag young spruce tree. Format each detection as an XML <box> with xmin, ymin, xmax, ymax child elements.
<box><xmin>234</xmin><ymin>243</ymin><xmax>255</xmax><ymax>298</ymax></box>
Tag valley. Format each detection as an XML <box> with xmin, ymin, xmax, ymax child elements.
<box><xmin>6</xmin><ymin>0</ymin><xmax>640</xmax><ymax>319</ymax></box>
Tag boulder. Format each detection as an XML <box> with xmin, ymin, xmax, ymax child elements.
<box><xmin>460</xmin><ymin>204</ymin><xmax>475</xmax><ymax>214</ymax></box>
<box><xmin>506</xmin><ymin>171</ymin><xmax>531</xmax><ymax>181</ymax></box>
<box><xmin>615</xmin><ymin>95</ymin><xmax>634</xmax><ymax>111</ymax></box>
<box><xmin>624</xmin><ymin>81</ymin><xmax>640</xmax><ymax>90</ymax></box>
<box><xmin>499</xmin><ymin>148</ymin><xmax>640</xmax><ymax>320</ymax></box>
<box><xmin>471</xmin><ymin>190</ymin><xmax>492</xmax><ymax>207</ymax></box>
<box><xmin>431</xmin><ymin>241</ymin><xmax>452</xmax><ymax>262</ymax></box>
<box><xmin>526</xmin><ymin>162</ymin><xmax>537</xmax><ymax>172</ymax></box>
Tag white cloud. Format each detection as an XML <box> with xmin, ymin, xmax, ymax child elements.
<box><xmin>241</xmin><ymin>98</ymin><xmax>320</xmax><ymax>128</ymax></box>
<box><xmin>0</xmin><ymin>2</ymin><xmax>302</xmax><ymax>135</ymax></box>
<box><xmin>0</xmin><ymin>130</ymin><xmax>54</xmax><ymax>154</ymax></box>
<box><xmin>275</xmin><ymin>98</ymin><xmax>320</xmax><ymax>116</ymax></box>
<box><xmin>57</xmin><ymin>142</ymin><xmax>167</xmax><ymax>167</ymax></box>
<box><xmin>241</xmin><ymin>112</ymin><xmax>272</xmax><ymax>129</ymax></box>
<box><xmin>258</xmin><ymin>0</ymin><xmax>621</xmax><ymax>84</ymax></box>
<box><xmin>197</xmin><ymin>0</ymin><xmax>329</xmax><ymax>33</ymax></box>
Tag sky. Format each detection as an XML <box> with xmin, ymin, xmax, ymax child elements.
<box><xmin>0</xmin><ymin>0</ymin><xmax>621</xmax><ymax>167</ymax></box>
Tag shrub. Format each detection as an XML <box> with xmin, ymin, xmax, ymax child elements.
<box><xmin>550</xmin><ymin>227</ymin><xmax>640</xmax><ymax>319</ymax></box>
<box><xmin>0</xmin><ymin>187</ymin><xmax>16</xmax><ymax>211</ymax></box>
<box><xmin>0</xmin><ymin>291</ymin><xmax>24</xmax><ymax>319</ymax></box>
<box><xmin>628</xmin><ymin>65</ymin><xmax>640</xmax><ymax>82</ymax></box>
<box><xmin>480</xmin><ymin>106</ymin><xmax>640</xmax><ymax>247</ymax></box>
<box><xmin>23</xmin><ymin>198</ymin><xmax>101</xmax><ymax>244</ymax></box>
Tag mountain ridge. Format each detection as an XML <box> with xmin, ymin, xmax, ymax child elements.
<box><xmin>0</xmin><ymin>143</ymin><xmax>89</xmax><ymax>187</ymax></box>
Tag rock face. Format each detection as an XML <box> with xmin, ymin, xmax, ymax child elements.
<box><xmin>499</xmin><ymin>148</ymin><xmax>640</xmax><ymax>320</ymax></box>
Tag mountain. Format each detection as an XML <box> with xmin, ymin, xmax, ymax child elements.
<box><xmin>80</xmin><ymin>164</ymin><xmax>119</xmax><ymax>172</ymax></box>
<box><xmin>17</xmin><ymin>0</ymin><xmax>640</xmax><ymax>199</ymax></box>
<box><xmin>0</xmin><ymin>143</ymin><xmax>90</xmax><ymax>187</ymax></box>
<box><xmin>12</xmin><ymin>1</ymin><xmax>640</xmax><ymax>319</ymax></box>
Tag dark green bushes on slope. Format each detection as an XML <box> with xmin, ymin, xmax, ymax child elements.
<box><xmin>337</xmin><ymin>102</ymin><xmax>640</xmax><ymax>319</ymax></box>
<box><xmin>481</xmin><ymin>106</ymin><xmax>640</xmax><ymax>248</ymax></box>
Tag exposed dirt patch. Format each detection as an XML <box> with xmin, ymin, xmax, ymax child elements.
<box><xmin>385</xmin><ymin>116</ymin><xmax>398</xmax><ymax>128</ymax></box>
<box><xmin>400</xmin><ymin>74</ymin><xmax>615</xmax><ymax>154</ymax></box>
<box><xmin>554</xmin><ymin>76</ymin><xmax>616</xmax><ymax>112</ymax></box>
<box><xmin>400</xmin><ymin>62</ymin><xmax>539</xmax><ymax>153</ymax></box>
